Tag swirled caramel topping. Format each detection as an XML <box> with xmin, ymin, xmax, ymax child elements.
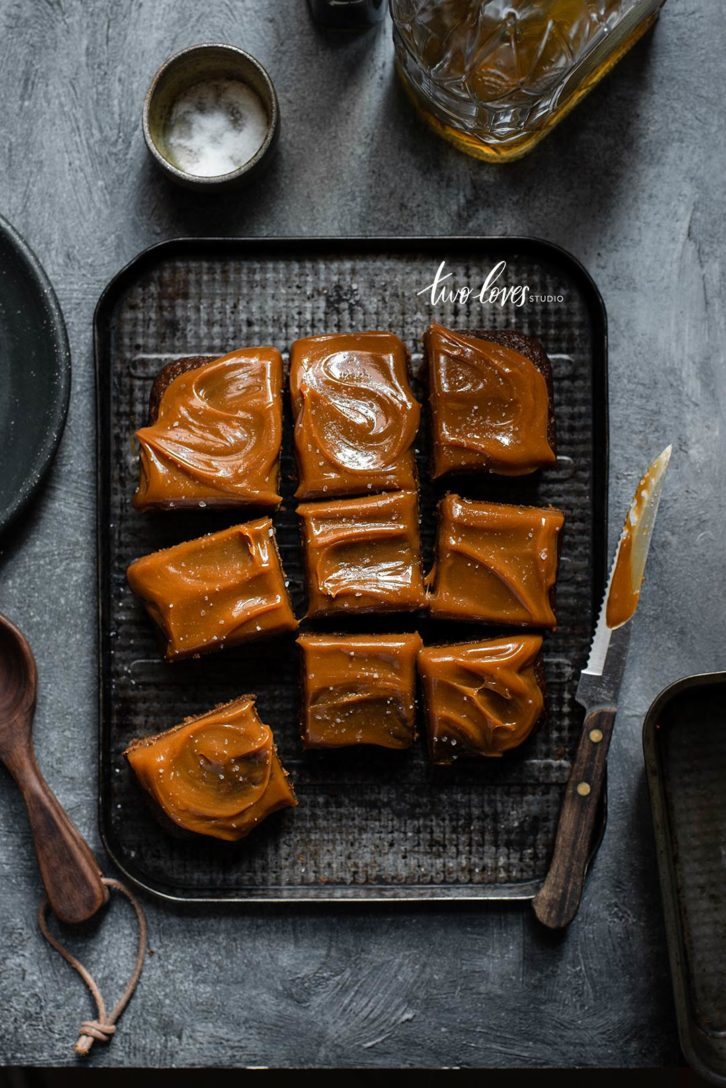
<box><xmin>290</xmin><ymin>332</ymin><xmax>420</xmax><ymax>499</ymax></box>
<box><xmin>298</xmin><ymin>633</ymin><xmax>422</xmax><ymax>749</ymax></box>
<box><xmin>428</xmin><ymin>495</ymin><xmax>564</xmax><ymax>628</ymax></box>
<box><xmin>127</xmin><ymin>518</ymin><xmax>297</xmax><ymax>660</ymax></box>
<box><xmin>297</xmin><ymin>491</ymin><xmax>426</xmax><ymax>618</ymax></box>
<box><xmin>125</xmin><ymin>696</ymin><xmax>297</xmax><ymax>841</ymax></box>
<box><xmin>134</xmin><ymin>347</ymin><xmax>284</xmax><ymax>510</ymax></box>
<box><xmin>426</xmin><ymin>323</ymin><xmax>555</xmax><ymax>477</ymax></box>
<box><xmin>418</xmin><ymin>636</ymin><xmax>545</xmax><ymax>762</ymax></box>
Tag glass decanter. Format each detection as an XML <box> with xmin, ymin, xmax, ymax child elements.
<box><xmin>390</xmin><ymin>0</ymin><xmax>666</xmax><ymax>161</ymax></box>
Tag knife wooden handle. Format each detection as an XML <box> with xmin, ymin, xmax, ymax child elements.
<box><xmin>532</xmin><ymin>706</ymin><xmax>616</xmax><ymax>930</ymax></box>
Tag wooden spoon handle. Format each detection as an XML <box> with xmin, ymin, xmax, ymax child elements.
<box><xmin>5</xmin><ymin>746</ymin><xmax>108</xmax><ymax>924</ymax></box>
<box><xmin>532</xmin><ymin>706</ymin><xmax>616</xmax><ymax>930</ymax></box>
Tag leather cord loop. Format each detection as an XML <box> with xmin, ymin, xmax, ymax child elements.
<box><xmin>37</xmin><ymin>877</ymin><xmax>148</xmax><ymax>1057</ymax></box>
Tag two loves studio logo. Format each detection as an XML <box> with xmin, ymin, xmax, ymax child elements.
<box><xmin>417</xmin><ymin>260</ymin><xmax>565</xmax><ymax>308</ymax></box>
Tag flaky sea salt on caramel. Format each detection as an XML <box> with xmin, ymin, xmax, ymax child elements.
<box><xmin>290</xmin><ymin>332</ymin><xmax>420</xmax><ymax>499</ymax></box>
<box><xmin>297</xmin><ymin>490</ymin><xmax>426</xmax><ymax>618</ymax></box>
<box><xmin>298</xmin><ymin>633</ymin><xmax>422</xmax><ymax>749</ymax></box>
<box><xmin>127</xmin><ymin>518</ymin><xmax>297</xmax><ymax>660</ymax></box>
<box><xmin>418</xmin><ymin>636</ymin><xmax>545</xmax><ymax>761</ymax></box>
<box><xmin>125</xmin><ymin>695</ymin><xmax>296</xmax><ymax>841</ymax></box>
<box><xmin>427</xmin><ymin>495</ymin><xmax>564</xmax><ymax>628</ymax></box>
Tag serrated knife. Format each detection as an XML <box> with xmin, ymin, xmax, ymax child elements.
<box><xmin>533</xmin><ymin>445</ymin><xmax>672</xmax><ymax>930</ymax></box>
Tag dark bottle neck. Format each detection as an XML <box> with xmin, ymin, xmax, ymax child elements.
<box><xmin>308</xmin><ymin>0</ymin><xmax>387</xmax><ymax>29</ymax></box>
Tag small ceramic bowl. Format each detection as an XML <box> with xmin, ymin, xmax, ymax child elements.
<box><xmin>143</xmin><ymin>43</ymin><xmax>279</xmax><ymax>191</ymax></box>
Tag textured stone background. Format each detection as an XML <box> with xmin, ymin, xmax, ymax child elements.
<box><xmin>0</xmin><ymin>0</ymin><xmax>723</xmax><ymax>1069</ymax></box>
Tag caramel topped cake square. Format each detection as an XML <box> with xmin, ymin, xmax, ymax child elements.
<box><xmin>425</xmin><ymin>323</ymin><xmax>556</xmax><ymax>478</ymax></box>
<box><xmin>427</xmin><ymin>495</ymin><xmax>564</xmax><ymax>628</ymax></box>
<box><xmin>297</xmin><ymin>633</ymin><xmax>422</xmax><ymax>749</ymax></box>
<box><xmin>418</xmin><ymin>636</ymin><xmax>545</xmax><ymax>762</ymax></box>
<box><xmin>297</xmin><ymin>490</ymin><xmax>426</xmax><ymax>617</ymax></box>
<box><xmin>127</xmin><ymin>518</ymin><xmax>297</xmax><ymax>660</ymax></box>
<box><xmin>134</xmin><ymin>347</ymin><xmax>284</xmax><ymax>511</ymax></box>
<box><xmin>290</xmin><ymin>332</ymin><xmax>420</xmax><ymax>499</ymax></box>
<box><xmin>125</xmin><ymin>695</ymin><xmax>297</xmax><ymax>841</ymax></box>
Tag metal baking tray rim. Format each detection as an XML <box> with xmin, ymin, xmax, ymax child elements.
<box><xmin>643</xmin><ymin>672</ymin><xmax>726</xmax><ymax>1086</ymax></box>
<box><xmin>95</xmin><ymin>234</ymin><xmax>609</xmax><ymax>906</ymax></box>
<box><xmin>96</xmin><ymin>784</ymin><xmax>607</xmax><ymax>907</ymax></box>
<box><xmin>94</xmin><ymin>233</ymin><xmax>610</xmax><ymax>331</ymax></box>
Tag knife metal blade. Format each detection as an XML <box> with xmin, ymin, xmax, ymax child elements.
<box><xmin>576</xmin><ymin>444</ymin><xmax>672</xmax><ymax>712</ymax></box>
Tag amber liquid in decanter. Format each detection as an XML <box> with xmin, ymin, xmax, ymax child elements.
<box><xmin>391</xmin><ymin>0</ymin><xmax>666</xmax><ymax>161</ymax></box>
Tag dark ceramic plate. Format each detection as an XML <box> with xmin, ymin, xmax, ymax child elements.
<box><xmin>0</xmin><ymin>214</ymin><xmax>71</xmax><ymax>534</ymax></box>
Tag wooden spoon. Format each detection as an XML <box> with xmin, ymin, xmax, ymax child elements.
<box><xmin>0</xmin><ymin>613</ymin><xmax>107</xmax><ymax>924</ymax></box>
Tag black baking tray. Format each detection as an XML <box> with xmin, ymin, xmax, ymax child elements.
<box><xmin>643</xmin><ymin>674</ymin><xmax>726</xmax><ymax>1086</ymax></box>
<box><xmin>95</xmin><ymin>236</ymin><xmax>608</xmax><ymax>903</ymax></box>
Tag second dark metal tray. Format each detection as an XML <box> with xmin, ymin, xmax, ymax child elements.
<box><xmin>644</xmin><ymin>674</ymin><xmax>726</xmax><ymax>1086</ymax></box>
<box><xmin>95</xmin><ymin>236</ymin><xmax>608</xmax><ymax>903</ymax></box>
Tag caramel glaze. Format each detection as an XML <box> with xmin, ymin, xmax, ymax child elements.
<box><xmin>134</xmin><ymin>347</ymin><xmax>284</xmax><ymax>511</ymax></box>
<box><xmin>607</xmin><ymin>446</ymin><xmax>672</xmax><ymax>627</ymax></box>
<box><xmin>606</xmin><ymin>529</ymin><xmax>638</xmax><ymax>629</ymax></box>
<box><xmin>125</xmin><ymin>696</ymin><xmax>297</xmax><ymax>842</ymax></box>
<box><xmin>298</xmin><ymin>633</ymin><xmax>422</xmax><ymax>749</ymax></box>
<box><xmin>418</xmin><ymin>636</ymin><xmax>545</xmax><ymax>762</ymax></box>
<box><xmin>426</xmin><ymin>323</ymin><xmax>556</xmax><ymax>477</ymax></box>
<box><xmin>427</xmin><ymin>495</ymin><xmax>564</xmax><ymax>628</ymax></box>
<box><xmin>297</xmin><ymin>490</ymin><xmax>426</xmax><ymax>618</ymax></box>
<box><xmin>127</xmin><ymin>518</ymin><xmax>297</xmax><ymax>661</ymax></box>
<box><xmin>290</xmin><ymin>332</ymin><xmax>420</xmax><ymax>499</ymax></box>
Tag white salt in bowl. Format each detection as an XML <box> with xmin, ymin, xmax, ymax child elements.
<box><xmin>143</xmin><ymin>44</ymin><xmax>279</xmax><ymax>190</ymax></box>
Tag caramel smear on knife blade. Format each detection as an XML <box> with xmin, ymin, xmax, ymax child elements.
<box><xmin>606</xmin><ymin>445</ymin><xmax>672</xmax><ymax>629</ymax></box>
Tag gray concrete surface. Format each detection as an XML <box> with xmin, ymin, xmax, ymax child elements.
<box><xmin>0</xmin><ymin>0</ymin><xmax>723</xmax><ymax>1069</ymax></box>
